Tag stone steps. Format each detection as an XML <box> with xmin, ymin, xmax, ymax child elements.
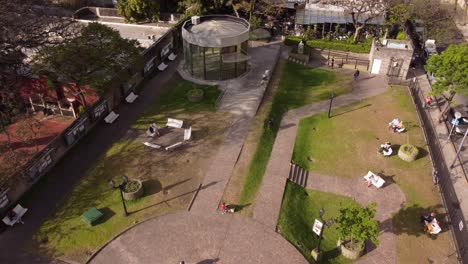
<box><xmin>288</xmin><ymin>162</ymin><xmax>309</xmax><ymax>187</ymax></box>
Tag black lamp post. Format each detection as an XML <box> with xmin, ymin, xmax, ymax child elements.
<box><xmin>312</xmin><ymin>208</ymin><xmax>334</xmax><ymax>262</ymax></box>
<box><xmin>108</xmin><ymin>175</ymin><xmax>129</xmax><ymax>217</ymax></box>
<box><xmin>328</xmin><ymin>92</ymin><xmax>335</xmax><ymax>118</ymax></box>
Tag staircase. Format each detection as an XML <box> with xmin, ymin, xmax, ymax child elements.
<box><xmin>288</xmin><ymin>163</ymin><xmax>309</xmax><ymax>187</ymax></box>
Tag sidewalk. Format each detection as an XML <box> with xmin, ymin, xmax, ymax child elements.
<box><xmin>0</xmin><ymin>60</ymin><xmax>181</xmax><ymax>264</ymax></box>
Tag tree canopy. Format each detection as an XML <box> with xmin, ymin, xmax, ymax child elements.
<box><xmin>425</xmin><ymin>43</ymin><xmax>468</xmax><ymax>100</ymax></box>
<box><xmin>116</xmin><ymin>0</ymin><xmax>160</xmax><ymax>23</ymax></box>
<box><xmin>33</xmin><ymin>23</ymin><xmax>142</xmax><ymax>107</ymax></box>
<box><xmin>336</xmin><ymin>203</ymin><xmax>379</xmax><ymax>246</ymax></box>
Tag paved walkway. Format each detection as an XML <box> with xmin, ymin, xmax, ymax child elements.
<box><xmin>0</xmin><ymin>59</ymin><xmax>182</xmax><ymax>264</ymax></box>
<box><xmin>306</xmin><ymin>174</ymin><xmax>406</xmax><ymax>264</ymax></box>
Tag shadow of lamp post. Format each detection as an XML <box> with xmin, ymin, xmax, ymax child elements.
<box><xmin>328</xmin><ymin>92</ymin><xmax>335</xmax><ymax>118</ymax></box>
<box><xmin>311</xmin><ymin>207</ymin><xmax>334</xmax><ymax>262</ymax></box>
<box><xmin>108</xmin><ymin>175</ymin><xmax>129</xmax><ymax>217</ymax></box>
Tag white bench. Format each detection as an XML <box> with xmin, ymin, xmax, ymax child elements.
<box><xmin>158</xmin><ymin>62</ymin><xmax>168</xmax><ymax>71</ymax></box>
<box><xmin>125</xmin><ymin>92</ymin><xmax>139</xmax><ymax>103</ymax></box>
<box><xmin>168</xmin><ymin>53</ymin><xmax>177</xmax><ymax>61</ymax></box>
<box><xmin>2</xmin><ymin>204</ymin><xmax>28</xmax><ymax>226</ymax></box>
<box><xmin>143</xmin><ymin>142</ymin><xmax>161</xmax><ymax>149</ymax></box>
<box><xmin>363</xmin><ymin>171</ymin><xmax>385</xmax><ymax>188</ymax></box>
<box><xmin>167</xmin><ymin>118</ymin><xmax>183</xmax><ymax>128</ymax></box>
<box><xmin>104</xmin><ymin>111</ymin><xmax>119</xmax><ymax>124</ymax></box>
<box><xmin>165</xmin><ymin>142</ymin><xmax>183</xmax><ymax>151</ymax></box>
<box><xmin>184</xmin><ymin>126</ymin><xmax>192</xmax><ymax>141</ymax></box>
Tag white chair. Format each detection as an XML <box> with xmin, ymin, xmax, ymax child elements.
<box><xmin>168</xmin><ymin>53</ymin><xmax>177</xmax><ymax>61</ymax></box>
<box><xmin>427</xmin><ymin>218</ymin><xmax>442</xmax><ymax>235</ymax></box>
<box><xmin>125</xmin><ymin>92</ymin><xmax>139</xmax><ymax>103</ymax></box>
<box><xmin>104</xmin><ymin>111</ymin><xmax>119</xmax><ymax>124</ymax></box>
<box><xmin>167</xmin><ymin>118</ymin><xmax>183</xmax><ymax>128</ymax></box>
<box><xmin>383</xmin><ymin>148</ymin><xmax>393</xmax><ymax>156</ymax></box>
<box><xmin>363</xmin><ymin>171</ymin><xmax>385</xmax><ymax>188</ymax></box>
<box><xmin>143</xmin><ymin>142</ymin><xmax>161</xmax><ymax>149</ymax></box>
<box><xmin>184</xmin><ymin>127</ymin><xmax>192</xmax><ymax>141</ymax></box>
<box><xmin>158</xmin><ymin>62</ymin><xmax>168</xmax><ymax>71</ymax></box>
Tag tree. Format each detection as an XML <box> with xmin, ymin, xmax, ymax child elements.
<box><xmin>387</xmin><ymin>3</ymin><xmax>413</xmax><ymax>30</ymax></box>
<box><xmin>15</xmin><ymin>115</ymin><xmax>43</xmax><ymax>152</ymax></box>
<box><xmin>116</xmin><ymin>0</ymin><xmax>160</xmax><ymax>23</ymax></box>
<box><xmin>336</xmin><ymin>203</ymin><xmax>379</xmax><ymax>247</ymax></box>
<box><xmin>335</xmin><ymin>0</ymin><xmax>388</xmax><ymax>43</ymax></box>
<box><xmin>33</xmin><ymin>23</ymin><xmax>142</xmax><ymax>107</ymax></box>
<box><xmin>425</xmin><ymin>43</ymin><xmax>468</xmax><ymax>120</ymax></box>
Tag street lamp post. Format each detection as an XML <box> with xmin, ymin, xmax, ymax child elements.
<box><xmin>311</xmin><ymin>208</ymin><xmax>334</xmax><ymax>262</ymax></box>
<box><xmin>328</xmin><ymin>92</ymin><xmax>335</xmax><ymax>119</ymax></box>
<box><xmin>108</xmin><ymin>175</ymin><xmax>129</xmax><ymax>217</ymax></box>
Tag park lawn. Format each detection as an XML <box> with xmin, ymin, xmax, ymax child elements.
<box><xmin>292</xmin><ymin>86</ymin><xmax>457</xmax><ymax>262</ymax></box>
<box><xmin>238</xmin><ymin>61</ymin><xmax>353</xmax><ymax>205</ymax></box>
<box><xmin>278</xmin><ymin>182</ymin><xmax>355</xmax><ymax>264</ymax></box>
<box><xmin>34</xmin><ymin>75</ymin><xmax>232</xmax><ymax>263</ymax></box>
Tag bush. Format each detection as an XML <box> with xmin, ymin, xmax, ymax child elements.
<box><xmin>336</xmin><ymin>203</ymin><xmax>379</xmax><ymax>247</ymax></box>
<box><xmin>396</xmin><ymin>31</ymin><xmax>406</xmax><ymax>40</ymax></box>
<box><xmin>283</xmin><ymin>36</ymin><xmax>371</xmax><ymax>53</ymax></box>
<box><xmin>398</xmin><ymin>144</ymin><xmax>419</xmax><ymax>162</ymax></box>
<box><xmin>186</xmin><ymin>88</ymin><xmax>203</xmax><ymax>97</ymax></box>
<box><xmin>123</xmin><ymin>180</ymin><xmax>141</xmax><ymax>193</ymax></box>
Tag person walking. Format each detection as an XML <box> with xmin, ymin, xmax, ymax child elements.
<box><xmin>331</xmin><ymin>58</ymin><xmax>335</xmax><ymax>68</ymax></box>
<box><xmin>353</xmin><ymin>69</ymin><xmax>360</xmax><ymax>81</ymax></box>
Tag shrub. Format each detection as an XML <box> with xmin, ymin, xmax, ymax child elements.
<box><xmin>398</xmin><ymin>144</ymin><xmax>419</xmax><ymax>162</ymax></box>
<box><xmin>187</xmin><ymin>88</ymin><xmax>204</xmax><ymax>98</ymax></box>
<box><xmin>123</xmin><ymin>180</ymin><xmax>141</xmax><ymax>193</ymax></box>
<box><xmin>283</xmin><ymin>36</ymin><xmax>371</xmax><ymax>53</ymax></box>
<box><xmin>396</xmin><ymin>31</ymin><xmax>406</xmax><ymax>40</ymax></box>
<box><xmin>336</xmin><ymin>203</ymin><xmax>379</xmax><ymax>248</ymax></box>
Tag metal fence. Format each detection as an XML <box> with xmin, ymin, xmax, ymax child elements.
<box><xmin>396</xmin><ymin>76</ymin><xmax>468</xmax><ymax>263</ymax></box>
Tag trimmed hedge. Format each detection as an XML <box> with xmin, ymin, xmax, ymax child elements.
<box><xmin>284</xmin><ymin>36</ymin><xmax>371</xmax><ymax>53</ymax></box>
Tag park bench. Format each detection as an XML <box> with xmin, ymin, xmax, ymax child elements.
<box><xmin>125</xmin><ymin>92</ymin><xmax>139</xmax><ymax>103</ymax></box>
<box><xmin>167</xmin><ymin>118</ymin><xmax>183</xmax><ymax>128</ymax></box>
<box><xmin>143</xmin><ymin>142</ymin><xmax>162</xmax><ymax>149</ymax></box>
<box><xmin>168</xmin><ymin>53</ymin><xmax>177</xmax><ymax>61</ymax></box>
<box><xmin>158</xmin><ymin>62</ymin><xmax>168</xmax><ymax>71</ymax></box>
<box><xmin>104</xmin><ymin>111</ymin><xmax>119</xmax><ymax>124</ymax></box>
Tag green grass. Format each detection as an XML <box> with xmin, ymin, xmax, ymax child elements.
<box><xmin>34</xmin><ymin>75</ymin><xmax>221</xmax><ymax>262</ymax></box>
<box><xmin>278</xmin><ymin>182</ymin><xmax>356</xmax><ymax>264</ymax></box>
<box><xmin>291</xmin><ymin>86</ymin><xmax>455</xmax><ymax>262</ymax></box>
<box><xmin>238</xmin><ymin>62</ymin><xmax>352</xmax><ymax>204</ymax></box>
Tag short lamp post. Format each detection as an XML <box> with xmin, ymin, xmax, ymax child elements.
<box><xmin>311</xmin><ymin>208</ymin><xmax>334</xmax><ymax>262</ymax></box>
<box><xmin>108</xmin><ymin>175</ymin><xmax>129</xmax><ymax>217</ymax></box>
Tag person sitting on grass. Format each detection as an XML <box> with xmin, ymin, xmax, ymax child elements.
<box><xmin>388</xmin><ymin>118</ymin><xmax>405</xmax><ymax>133</ymax></box>
<box><xmin>379</xmin><ymin>142</ymin><xmax>392</xmax><ymax>156</ymax></box>
<box><xmin>219</xmin><ymin>202</ymin><xmax>235</xmax><ymax>214</ymax></box>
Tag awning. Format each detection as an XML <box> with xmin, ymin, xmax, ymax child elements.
<box><xmin>222</xmin><ymin>53</ymin><xmax>251</xmax><ymax>63</ymax></box>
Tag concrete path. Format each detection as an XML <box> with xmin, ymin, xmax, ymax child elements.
<box><xmin>90</xmin><ymin>212</ymin><xmax>307</xmax><ymax>264</ymax></box>
<box><xmin>306</xmin><ymin>174</ymin><xmax>406</xmax><ymax>264</ymax></box>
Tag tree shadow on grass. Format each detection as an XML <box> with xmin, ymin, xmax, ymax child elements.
<box><xmin>142</xmin><ymin>179</ymin><xmax>163</xmax><ymax>196</ymax></box>
<box><xmin>197</xmin><ymin>258</ymin><xmax>220</xmax><ymax>264</ymax></box>
<box><xmin>332</xmin><ymin>103</ymin><xmax>372</xmax><ymax>118</ymax></box>
<box><xmin>390</xmin><ymin>203</ymin><xmax>447</xmax><ymax>237</ymax></box>
<box><xmin>417</xmin><ymin>147</ymin><xmax>429</xmax><ymax>159</ymax></box>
